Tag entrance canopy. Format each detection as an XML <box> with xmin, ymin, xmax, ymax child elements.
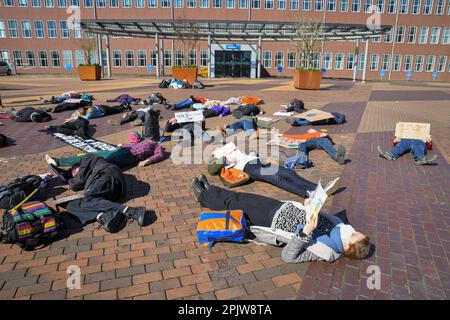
<box><xmin>80</xmin><ymin>19</ymin><xmax>391</xmax><ymax>41</ymax></box>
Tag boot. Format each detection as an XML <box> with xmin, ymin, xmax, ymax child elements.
<box><xmin>48</xmin><ymin>164</ymin><xmax>71</xmax><ymax>183</ymax></box>
<box><xmin>377</xmin><ymin>146</ymin><xmax>394</xmax><ymax>160</ymax></box>
<box><xmin>97</xmin><ymin>211</ymin><xmax>124</xmax><ymax>233</ymax></box>
<box><xmin>415</xmin><ymin>154</ymin><xmax>437</xmax><ymax>165</ymax></box>
<box><xmin>333</xmin><ymin>145</ymin><xmax>346</xmax><ymax>165</ymax></box>
<box><xmin>191</xmin><ymin>177</ymin><xmax>205</xmax><ymax>202</ymax></box>
<box><xmin>198</xmin><ymin>174</ymin><xmax>211</xmax><ymax>190</ymax></box>
<box><xmin>125</xmin><ymin>207</ymin><xmax>147</xmax><ymax>227</ymax></box>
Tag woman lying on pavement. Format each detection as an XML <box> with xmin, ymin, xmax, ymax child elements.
<box><xmin>191</xmin><ymin>175</ymin><xmax>371</xmax><ymax>263</ymax></box>
<box><xmin>66</xmin><ymin>103</ymin><xmax>132</xmax><ymax>122</ymax></box>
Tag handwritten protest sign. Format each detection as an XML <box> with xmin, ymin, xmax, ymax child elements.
<box><xmin>395</xmin><ymin>122</ymin><xmax>430</xmax><ymax>140</ymax></box>
<box><xmin>175</xmin><ymin>110</ymin><xmax>204</xmax><ymax>124</ymax></box>
<box><xmin>295</xmin><ymin>109</ymin><xmax>334</xmax><ymax>122</ymax></box>
<box><xmin>304</xmin><ymin>182</ymin><xmax>328</xmax><ymax>223</ymax></box>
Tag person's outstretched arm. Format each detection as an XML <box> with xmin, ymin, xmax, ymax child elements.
<box><xmin>138</xmin><ymin>143</ymin><xmax>166</xmax><ymax>167</ymax></box>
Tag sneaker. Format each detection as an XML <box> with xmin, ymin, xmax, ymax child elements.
<box><xmin>108</xmin><ymin>119</ymin><xmax>120</xmax><ymax>126</ymax></box>
<box><xmin>45</xmin><ymin>154</ymin><xmax>57</xmax><ymax>166</ymax></box>
<box><xmin>285</xmin><ymin>117</ymin><xmax>297</xmax><ymax>125</ymax></box>
<box><xmin>377</xmin><ymin>146</ymin><xmax>394</xmax><ymax>160</ymax></box>
<box><xmin>198</xmin><ymin>174</ymin><xmax>211</xmax><ymax>190</ymax></box>
<box><xmin>48</xmin><ymin>164</ymin><xmax>71</xmax><ymax>183</ymax></box>
<box><xmin>323</xmin><ymin>177</ymin><xmax>340</xmax><ymax>196</ymax></box>
<box><xmin>205</xmin><ymin>136</ymin><xmax>215</xmax><ymax>145</ymax></box>
<box><xmin>125</xmin><ymin>206</ymin><xmax>147</xmax><ymax>227</ymax></box>
<box><xmin>191</xmin><ymin>177</ymin><xmax>204</xmax><ymax>202</ymax></box>
<box><xmin>415</xmin><ymin>154</ymin><xmax>437</xmax><ymax>165</ymax></box>
<box><xmin>132</xmin><ymin>119</ymin><xmax>143</xmax><ymax>126</ymax></box>
<box><xmin>334</xmin><ymin>145</ymin><xmax>346</xmax><ymax>165</ymax></box>
<box><xmin>97</xmin><ymin>211</ymin><xmax>124</xmax><ymax>233</ymax></box>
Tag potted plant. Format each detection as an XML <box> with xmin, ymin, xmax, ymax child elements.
<box><xmin>292</xmin><ymin>15</ymin><xmax>323</xmax><ymax>90</ymax></box>
<box><xmin>172</xmin><ymin>19</ymin><xmax>199</xmax><ymax>84</ymax></box>
<box><xmin>77</xmin><ymin>34</ymin><xmax>101</xmax><ymax>81</ymax></box>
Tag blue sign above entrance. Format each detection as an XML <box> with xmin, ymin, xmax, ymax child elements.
<box><xmin>226</xmin><ymin>44</ymin><xmax>241</xmax><ymax>50</ymax></box>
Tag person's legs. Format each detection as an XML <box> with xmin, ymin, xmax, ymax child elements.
<box><xmin>410</xmin><ymin>139</ymin><xmax>427</xmax><ymax>161</ymax></box>
<box><xmin>198</xmin><ymin>185</ymin><xmax>282</xmax><ymax>227</ymax></box>
<box><xmin>273</xmin><ymin>164</ymin><xmax>317</xmax><ymax>193</ymax></box>
<box><xmin>104</xmin><ymin>148</ymin><xmax>138</xmax><ymax>168</ymax></box>
<box><xmin>57</xmin><ymin>150</ymin><xmax>115</xmax><ymax>167</ymax></box>
<box><xmin>173</xmin><ymin>99</ymin><xmax>193</xmax><ymax>110</ymax></box>
<box><xmin>242</xmin><ymin>120</ymin><xmax>257</xmax><ymax>136</ymax></box>
<box><xmin>66</xmin><ymin>196</ymin><xmax>126</xmax><ymax>225</ymax></box>
<box><xmin>120</xmin><ymin>111</ymin><xmax>138</xmax><ymax>125</ymax></box>
<box><xmin>389</xmin><ymin>139</ymin><xmax>413</xmax><ymax>160</ymax></box>
<box><xmin>142</xmin><ymin>111</ymin><xmax>161</xmax><ymax>141</ymax></box>
<box><xmin>100</xmin><ymin>105</ymin><xmax>126</xmax><ymax>116</ymax></box>
<box><xmin>315</xmin><ymin>137</ymin><xmax>337</xmax><ymax>159</ymax></box>
<box><xmin>225</xmin><ymin>120</ymin><xmax>245</xmax><ymax>136</ymax></box>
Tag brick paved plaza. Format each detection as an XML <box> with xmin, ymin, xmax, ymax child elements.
<box><xmin>0</xmin><ymin>75</ymin><xmax>449</xmax><ymax>300</ymax></box>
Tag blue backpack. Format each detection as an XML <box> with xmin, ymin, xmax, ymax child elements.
<box><xmin>197</xmin><ymin>210</ymin><xmax>248</xmax><ymax>247</ymax></box>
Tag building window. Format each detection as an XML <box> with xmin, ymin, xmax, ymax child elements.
<box><xmin>340</xmin><ymin>0</ymin><xmax>349</xmax><ymax>11</ymax></box>
<box><xmin>213</xmin><ymin>0</ymin><xmax>221</xmax><ymax>7</ymax></box>
<box><xmin>363</xmin><ymin>0</ymin><xmax>372</xmax><ymax>12</ymax></box>
<box><xmin>18</xmin><ymin>0</ymin><xmax>28</xmax><ymax>6</ymax></box>
<box><xmin>372</xmin><ymin>36</ymin><xmax>381</xmax><ymax>43</ymax></box>
<box><xmin>381</xmin><ymin>54</ymin><xmax>390</xmax><ymax>71</ymax></box>
<box><xmin>4</xmin><ymin>0</ymin><xmax>14</xmax><ymax>5</ymax></box>
<box><xmin>122</xmin><ymin>0</ymin><xmax>131</xmax><ymax>6</ymax></box>
<box><xmin>101</xmin><ymin>50</ymin><xmax>107</xmax><ymax>67</ymax></box>
<box><xmin>148</xmin><ymin>0</ymin><xmax>157</xmax><ymax>6</ymax></box>
<box><xmin>274</xmin><ymin>51</ymin><xmax>284</xmax><ymax>67</ymax></box>
<box><xmin>239</xmin><ymin>0</ymin><xmax>248</xmax><ymax>8</ymax></box>
<box><xmin>188</xmin><ymin>50</ymin><xmax>196</xmax><ymax>65</ymax></box>
<box><xmin>369</xmin><ymin>54</ymin><xmax>379</xmax><ymax>70</ymax></box>
<box><xmin>262</xmin><ymin>51</ymin><xmax>272</xmax><ymax>68</ymax></box>
<box><xmin>277</xmin><ymin>0</ymin><xmax>286</xmax><ymax>9</ymax></box>
<box><xmin>50</xmin><ymin>50</ymin><xmax>60</xmax><ymax>67</ymax></box>
<box><xmin>435</xmin><ymin>0</ymin><xmax>444</xmax><ymax>14</ymax></box>
<box><xmin>384</xmin><ymin>30</ymin><xmax>392</xmax><ymax>43</ymax></box>
<box><xmin>97</xmin><ymin>0</ymin><xmax>105</xmax><ymax>6</ymax></box>
<box><xmin>26</xmin><ymin>51</ymin><xmax>36</xmax><ymax>66</ymax></box>
<box><xmin>442</xmin><ymin>28</ymin><xmax>450</xmax><ymax>44</ymax></box>
<box><xmin>335</xmin><ymin>53</ymin><xmax>344</xmax><ymax>69</ymax></box>
<box><xmin>437</xmin><ymin>56</ymin><xmax>447</xmax><ymax>72</ymax></box>
<box><xmin>264</xmin><ymin>0</ymin><xmax>273</xmax><ymax>8</ymax></box>
<box><xmin>315</xmin><ymin>0</ymin><xmax>323</xmax><ymax>10</ymax></box>
<box><xmin>351</xmin><ymin>0</ymin><xmax>360</xmax><ymax>11</ymax></box>
<box><xmin>425</xmin><ymin>55</ymin><xmax>435</xmax><ymax>72</ymax></box>
<box><xmin>21</xmin><ymin>21</ymin><xmax>32</xmax><ymax>38</ymax></box>
<box><xmin>8</xmin><ymin>21</ymin><xmax>19</xmax><ymax>38</ymax></box>
<box><xmin>32</xmin><ymin>0</ymin><xmax>41</xmax><ymax>6</ymax></box>
<box><xmin>174</xmin><ymin>0</ymin><xmax>183</xmax><ymax>6</ymax></box>
<box><xmin>399</xmin><ymin>0</ymin><xmax>408</xmax><ymax>12</ymax></box>
<box><xmin>0</xmin><ymin>51</ymin><xmax>10</xmax><ymax>63</ymax></box>
<box><xmin>161</xmin><ymin>0</ymin><xmax>171</xmax><ymax>7</ymax></box>
<box><xmin>175</xmin><ymin>50</ymin><xmax>184</xmax><ymax>66</ymax></box>
<box><xmin>411</xmin><ymin>0</ymin><xmax>420</xmax><ymax>13</ymax></box>
<box><xmin>135</xmin><ymin>0</ymin><xmax>144</xmax><ymax>6</ymax></box>
<box><xmin>414</xmin><ymin>55</ymin><xmax>424</xmax><ymax>71</ymax></box>
<box><xmin>47</xmin><ymin>20</ymin><xmax>57</xmax><ymax>38</ymax></box>
<box><xmin>112</xmin><ymin>50</ymin><xmax>122</xmax><ymax>67</ymax></box>
<box><xmin>392</xmin><ymin>54</ymin><xmax>401</xmax><ymax>71</ymax></box>
<box><xmin>323</xmin><ymin>52</ymin><xmax>332</xmax><ymax>69</ymax></box>
<box><xmin>149</xmin><ymin>50</ymin><xmax>156</xmax><ymax>66</ymax></box>
<box><xmin>418</xmin><ymin>26</ymin><xmax>428</xmax><ymax>44</ymax></box>
<box><xmin>13</xmin><ymin>51</ymin><xmax>23</xmax><ymax>66</ymax></box>
<box><xmin>303</xmin><ymin>0</ymin><xmax>311</xmax><ymax>9</ymax></box>
<box><xmin>358</xmin><ymin>53</ymin><xmax>366</xmax><ymax>70</ymax></box>
<box><xmin>58</xmin><ymin>0</ymin><xmax>67</xmax><ymax>6</ymax></box>
<box><xmin>63</xmin><ymin>50</ymin><xmax>72</xmax><ymax>67</ymax></box>
<box><xmin>38</xmin><ymin>50</ymin><xmax>48</xmax><ymax>67</ymax></box>
<box><xmin>60</xmin><ymin>21</ymin><xmax>69</xmax><ymax>38</ymax></box>
<box><xmin>187</xmin><ymin>0</ymin><xmax>196</xmax><ymax>6</ymax></box>
<box><xmin>423</xmin><ymin>0</ymin><xmax>433</xmax><ymax>14</ymax></box>
<box><xmin>287</xmin><ymin>52</ymin><xmax>296</xmax><ymax>68</ymax></box>
<box><xmin>45</xmin><ymin>0</ymin><xmax>54</xmax><ymax>6</ymax></box>
<box><xmin>200</xmin><ymin>50</ymin><xmax>208</xmax><ymax>67</ymax></box>
<box><xmin>225</xmin><ymin>0</ymin><xmax>233</xmax><ymax>7</ymax></box>
<box><xmin>164</xmin><ymin>50</ymin><xmax>172</xmax><ymax>67</ymax></box>
<box><xmin>252</xmin><ymin>0</ymin><xmax>260</xmax><ymax>8</ymax></box>
<box><xmin>346</xmin><ymin>53</ymin><xmax>355</xmax><ymax>69</ymax></box>
<box><xmin>137</xmin><ymin>50</ymin><xmax>147</xmax><ymax>67</ymax></box>
<box><xmin>72</xmin><ymin>0</ymin><xmax>80</xmax><ymax>5</ymax></box>
<box><xmin>290</xmin><ymin>0</ymin><xmax>299</xmax><ymax>9</ymax></box>
<box><xmin>396</xmin><ymin>26</ymin><xmax>405</xmax><ymax>43</ymax></box>
<box><xmin>430</xmin><ymin>27</ymin><xmax>440</xmax><ymax>44</ymax></box>
<box><xmin>110</xmin><ymin>0</ymin><xmax>118</xmax><ymax>6</ymax></box>
<box><xmin>387</xmin><ymin>0</ymin><xmax>396</xmax><ymax>12</ymax></box>
<box><xmin>34</xmin><ymin>21</ymin><xmax>44</xmax><ymax>38</ymax></box>
<box><xmin>403</xmin><ymin>55</ymin><xmax>412</xmax><ymax>70</ymax></box>
<box><xmin>407</xmin><ymin>26</ymin><xmax>417</xmax><ymax>43</ymax></box>
<box><xmin>124</xmin><ymin>50</ymin><xmax>134</xmax><ymax>67</ymax></box>
<box><xmin>74</xmin><ymin>50</ymin><xmax>84</xmax><ymax>66</ymax></box>
<box><xmin>376</xmin><ymin>0</ymin><xmax>384</xmax><ymax>12</ymax></box>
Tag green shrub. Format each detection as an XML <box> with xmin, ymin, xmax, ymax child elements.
<box><xmin>296</xmin><ymin>67</ymin><xmax>320</xmax><ymax>72</ymax></box>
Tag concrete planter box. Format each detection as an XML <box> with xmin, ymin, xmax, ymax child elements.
<box><xmin>78</xmin><ymin>65</ymin><xmax>101</xmax><ymax>81</ymax></box>
<box><xmin>293</xmin><ymin>69</ymin><xmax>322</xmax><ymax>90</ymax></box>
<box><xmin>172</xmin><ymin>67</ymin><xmax>198</xmax><ymax>85</ymax></box>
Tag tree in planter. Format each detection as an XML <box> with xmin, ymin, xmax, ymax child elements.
<box><xmin>77</xmin><ymin>33</ymin><xmax>98</xmax><ymax>66</ymax></box>
<box><xmin>172</xmin><ymin>17</ymin><xmax>199</xmax><ymax>68</ymax></box>
<box><xmin>294</xmin><ymin>14</ymin><xmax>323</xmax><ymax>71</ymax></box>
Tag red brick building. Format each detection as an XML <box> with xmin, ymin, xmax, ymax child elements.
<box><xmin>0</xmin><ymin>0</ymin><xmax>449</xmax><ymax>81</ymax></box>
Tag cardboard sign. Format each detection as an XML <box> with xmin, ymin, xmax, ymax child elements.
<box><xmin>175</xmin><ymin>110</ymin><xmax>204</xmax><ymax>124</ymax></box>
<box><xmin>273</xmin><ymin>111</ymin><xmax>294</xmax><ymax>117</ymax></box>
<box><xmin>295</xmin><ymin>109</ymin><xmax>334</xmax><ymax>122</ymax></box>
<box><xmin>268</xmin><ymin>136</ymin><xmax>300</xmax><ymax>149</ymax></box>
<box><xmin>304</xmin><ymin>183</ymin><xmax>328</xmax><ymax>223</ymax></box>
<box><xmin>395</xmin><ymin>122</ymin><xmax>431</xmax><ymax>140</ymax></box>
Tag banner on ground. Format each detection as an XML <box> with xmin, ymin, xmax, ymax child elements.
<box><xmin>52</xmin><ymin>132</ymin><xmax>118</xmax><ymax>153</ymax></box>
<box><xmin>295</xmin><ymin>109</ymin><xmax>334</xmax><ymax>122</ymax></box>
<box><xmin>175</xmin><ymin>110</ymin><xmax>204</xmax><ymax>124</ymax></box>
<box><xmin>394</xmin><ymin>122</ymin><xmax>431</xmax><ymax>140</ymax></box>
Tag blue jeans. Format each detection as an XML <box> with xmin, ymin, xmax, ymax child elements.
<box><xmin>298</xmin><ymin>137</ymin><xmax>337</xmax><ymax>160</ymax></box>
<box><xmin>173</xmin><ymin>99</ymin><xmax>193</xmax><ymax>110</ymax></box>
<box><xmin>243</xmin><ymin>159</ymin><xmax>316</xmax><ymax>198</ymax></box>
<box><xmin>389</xmin><ymin>139</ymin><xmax>426</xmax><ymax>161</ymax></box>
<box><xmin>226</xmin><ymin>120</ymin><xmax>256</xmax><ymax>136</ymax></box>
<box><xmin>293</xmin><ymin>119</ymin><xmax>312</xmax><ymax>127</ymax></box>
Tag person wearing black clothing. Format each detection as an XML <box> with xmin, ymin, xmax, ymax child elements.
<box><xmin>52</xmin><ymin>154</ymin><xmax>147</xmax><ymax>232</ymax></box>
<box><xmin>45</xmin><ymin>116</ymin><xmax>90</xmax><ymax>139</ymax></box>
<box><xmin>52</xmin><ymin>99</ymin><xmax>91</xmax><ymax>113</ymax></box>
<box><xmin>11</xmin><ymin>107</ymin><xmax>52</xmax><ymax>122</ymax></box>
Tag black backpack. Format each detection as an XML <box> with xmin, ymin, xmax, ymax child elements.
<box><xmin>0</xmin><ymin>175</ymin><xmax>43</xmax><ymax>210</ymax></box>
<box><xmin>286</xmin><ymin>99</ymin><xmax>305</xmax><ymax>113</ymax></box>
<box><xmin>159</xmin><ymin>79</ymin><xmax>170</xmax><ymax>88</ymax></box>
<box><xmin>142</xmin><ymin>109</ymin><xmax>161</xmax><ymax>142</ymax></box>
<box><xmin>0</xmin><ymin>133</ymin><xmax>7</xmax><ymax>147</ymax></box>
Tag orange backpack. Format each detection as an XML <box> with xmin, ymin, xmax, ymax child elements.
<box><xmin>219</xmin><ymin>168</ymin><xmax>251</xmax><ymax>188</ymax></box>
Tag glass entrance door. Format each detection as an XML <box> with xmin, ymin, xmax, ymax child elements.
<box><xmin>214</xmin><ymin>51</ymin><xmax>251</xmax><ymax>78</ymax></box>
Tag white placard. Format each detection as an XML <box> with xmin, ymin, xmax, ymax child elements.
<box><xmin>304</xmin><ymin>183</ymin><xmax>328</xmax><ymax>223</ymax></box>
<box><xmin>273</xmin><ymin>112</ymin><xmax>294</xmax><ymax>117</ymax></box>
<box><xmin>175</xmin><ymin>110</ymin><xmax>204</xmax><ymax>124</ymax></box>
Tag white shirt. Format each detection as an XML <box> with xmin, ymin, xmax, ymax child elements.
<box><xmin>213</xmin><ymin>142</ymin><xmax>258</xmax><ymax>171</ymax></box>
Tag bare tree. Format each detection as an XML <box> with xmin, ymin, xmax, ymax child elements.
<box><xmin>76</xmin><ymin>33</ymin><xmax>98</xmax><ymax>65</ymax></box>
<box><xmin>295</xmin><ymin>14</ymin><xmax>323</xmax><ymax>70</ymax></box>
<box><xmin>172</xmin><ymin>16</ymin><xmax>199</xmax><ymax>67</ymax></box>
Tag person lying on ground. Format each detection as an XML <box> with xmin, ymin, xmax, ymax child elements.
<box><xmin>241</xmin><ymin>96</ymin><xmax>264</xmax><ymax>105</ymax></box>
<box><xmin>43</xmin><ymin>91</ymin><xmax>80</xmax><ymax>104</ymax></box>
<box><xmin>192</xmin><ymin>175</ymin><xmax>370</xmax><ymax>263</ymax></box>
<box><xmin>51</xmin><ymin>98</ymin><xmax>92</xmax><ymax>113</ymax></box>
<box><xmin>221</xmin><ymin>97</ymin><xmax>242</xmax><ymax>105</ymax></box>
<box><xmin>377</xmin><ymin>137</ymin><xmax>437</xmax><ymax>165</ymax></box>
<box><xmin>216</xmin><ymin>115</ymin><xmax>272</xmax><ymax>140</ymax></box>
<box><xmin>141</xmin><ymin>92</ymin><xmax>168</xmax><ymax>106</ymax></box>
<box><xmin>232</xmin><ymin>103</ymin><xmax>265</xmax><ymax>119</ymax></box>
<box><xmin>108</xmin><ymin>106</ymin><xmax>154</xmax><ymax>127</ymax></box>
<box><xmin>165</xmin><ymin>96</ymin><xmax>201</xmax><ymax>110</ymax></box>
<box><xmin>164</xmin><ymin>117</ymin><xmax>215</xmax><ymax>146</ymax></box>
<box><xmin>282</xmin><ymin>129</ymin><xmax>346</xmax><ymax>167</ymax></box>
<box><xmin>44</xmin><ymin>116</ymin><xmax>90</xmax><ymax>139</ymax></box>
<box><xmin>202</xmin><ymin>105</ymin><xmax>231</xmax><ymax>118</ymax></box>
<box><xmin>105</xmin><ymin>94</ymin><xmax>142</xmax><ymax>105</ymax></box>
<box><xmin>45</xmin><ymin>132</ymin><xmax>166</xmax><ymax>168</ymax></box>
<box><xmin>9</xmin><ymin>106</ymin><xmax>52</xmax><ymax>122</ymax></box>
<box><xmin>66</xmin><ymin>103</ymin><xmax>132</xmax><ymax>122</ymax></box>
<box><xmin>285</xmin><ymin>111</ymin><xmax>346</xmax><ymax>127</ymax></box>
<box><xmin>211</xmin><ymin>144</ymin><xmax>339</xmax><ymax>199</ymax></box>
<box><xmin>49</xmin><ymin>154</ymin><xmax>148</xmax><ymax>232</ymax></box>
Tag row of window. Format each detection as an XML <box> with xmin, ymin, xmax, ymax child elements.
<box><xmin>2</xmin><ymin>0</ymin><xmax>450</xmax><ymax>14</ymax></box>
<box><xmin>1</xmin><ymin>49</ymin><xmax>448</xmax><ymax>74</ymax></box>
<box><xmin>374</xmin><ymin>26</ymin><xmax>450</xmax><ymax>45</ymax></box>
